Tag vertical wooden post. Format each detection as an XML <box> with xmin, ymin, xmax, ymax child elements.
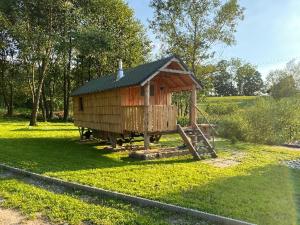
<box><xmin>190</xmin><ymin>85</ymin><xmax>197</xmax><ymax>127</ymax></box>
<box><xmin>144</xmin><ymin>82</ymin><xmax>150</xmax><ymax>150</ymax></box>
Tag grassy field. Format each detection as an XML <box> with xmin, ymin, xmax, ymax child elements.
<box><xmin>0</xmin><ymin>171</ymin><xmax>182</xmax><ymax>225</ymax></box>
<box><xmin>0</xmin><ymin>117</ymin><xmax>300</xmax><ymax>225</ymax></box>
<box><xmin>205</xmin><ymin>96</ymin><xmax>258</xmax><ymax>103</ymax></box>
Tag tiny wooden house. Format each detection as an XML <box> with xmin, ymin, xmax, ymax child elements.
<box><xmin>72</xmin><ymin>55</ymin><xmax>217</xmax><ymax>159</ymax></box>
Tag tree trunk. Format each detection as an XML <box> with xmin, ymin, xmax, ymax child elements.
<box><xmin>29</xmin><ymin>59</ymin><xmax>49</xmax><ymax>126</ymax></box>
<box><xmin>6</xmin><ymin>83</ymin><xmax>13</xmax><ymax>117</ymax></box>
<box><xmin>40</xmin><ymin>96</ymin><xmax>46</xmax><ymax>122</ymax></box>
<box><xmin>48</xmin><ymin>80</ymin><xmax>54</xmax><ymax>119</ymax></box>
<box><xmin>63</xmin><ymin>36</ymin><xmax>72</xmax><ymax>121</ymax></box>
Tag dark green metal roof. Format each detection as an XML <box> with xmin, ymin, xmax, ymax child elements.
<box><xmin>71</xmin><ymin>55</ymin><xmax>199</xmax><ymax>96</ymax></box>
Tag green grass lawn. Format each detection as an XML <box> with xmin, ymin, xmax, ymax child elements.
<box><xmin>0</xmin><ymin>117</ymin><xmax>300</xmax><ymax>225</ymax></box>
<box><xmin>205</xmin><ymin>96</ymin><xmax>258</xmax><ymax>104</ymax></box>
<box><xmin>200</xmin><ymin>96</ymin><xmax>259</xmax><ymax>109</ymax></box>
<box><xmin>0</xmin><ymin>171</ymin><xmax>180</xmax><ymax>225</ymax></box>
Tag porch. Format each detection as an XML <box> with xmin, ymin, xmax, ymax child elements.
<box><xmin>121</xmin><ymin>105</ymin><xmax>177</xmax><ymax>133</ymax></box>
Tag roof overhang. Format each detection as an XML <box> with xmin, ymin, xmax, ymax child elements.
<box><xmin>140</xmin><ymin>56</ymin><xmax>202</xmax><ymax>90</ymax></box>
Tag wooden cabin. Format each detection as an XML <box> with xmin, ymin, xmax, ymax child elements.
<box><xmin>72</xmin><ymin>55</ymin><xmax>217</xmax><ymax>159</ymax></box>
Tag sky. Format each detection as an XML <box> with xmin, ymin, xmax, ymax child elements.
<box><xmin>127</xmin><ymin>0</ymin><xmax>300</xmax><ymax>78</ymax></box>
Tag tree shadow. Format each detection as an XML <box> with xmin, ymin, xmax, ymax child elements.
<box><xmin>0</xmin><ymin>137</ymin><xmax>194</xmax><ymax>174</ymax></box>
<box><xmin>156</xmin><ymin>164</ymin><xmax>296</xmax><ymax>225</ymax></box>
<box><xmin>12</xmin><ymin>128</ymin><xmax>78</xmax><ymax>132</ymax></box>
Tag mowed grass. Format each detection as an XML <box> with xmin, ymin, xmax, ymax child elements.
<box><xmin>0</xmin><ymin>117</ymin><xmax>300</xmax><ymax>225</ymax></box>
<box><xmin>199</xmin><ymin>96</ymin><xmax>259</xmax><ymax>109</ymax></box>
<box><xmin>0</xmin><ymin>172</ymin><xmax>175</xmax><ymax>225</ymax></box>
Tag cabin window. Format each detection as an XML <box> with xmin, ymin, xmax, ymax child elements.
<box><xmin>79</xmin><ymin>97</ymin><xmax>84</xmax><ymax>111</ymax></box>
<box><xmin>141</xmin><ymin>85</ymin><xmax>154</xmax><ymax>96</ymax></box>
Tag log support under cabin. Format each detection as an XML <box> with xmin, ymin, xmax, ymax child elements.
<box><xmin>144</xmin><ymin>81</ymin><xmax>150</xmax><ymax>150</ymax></box>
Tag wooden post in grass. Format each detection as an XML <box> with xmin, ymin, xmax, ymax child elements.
<box><xmin>144</xmin><ymin>81</ymin><xmax>150</xmax><ymax>150</ymax></box>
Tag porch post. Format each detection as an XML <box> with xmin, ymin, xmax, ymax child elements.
<box><xmin>190</xmin><ymin>85</ymin><xmax>197</xmax><ymax>127</ymax></box>
<box><xmin>144</xmin><ymin>81</ymin><xmax>150</xmax><ymax>150</ymax></box>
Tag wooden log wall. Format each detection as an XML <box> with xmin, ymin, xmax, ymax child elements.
<box><xmin>73</xmin><ymin>89</ymin><xmax>122</xmax><ymax>133</ymax></box>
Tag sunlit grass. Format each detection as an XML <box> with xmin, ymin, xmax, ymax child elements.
<box><xmin>0</xmin><ymin>117</ymin><xmax>300</xmax><ymax>225</ymax></box>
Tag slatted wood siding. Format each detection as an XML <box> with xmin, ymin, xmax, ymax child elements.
<box><xmin>73</xmin><ymin>74</ymin><xmax>179</xmax><ymax>134</ymax></box>
<box><xmin>120</xmin><ymin>82</ymin><xmax>172</xmax><ymax>106</ymax></box>
<box><xmin>121</xmin><ymin>105</ymin><xmax>177</xmax><ymax>133</ymax></box>
<box><xmin>73</xmin><ymin>89</ymin><xmax>122</xmax><ymax>133</ymax></box>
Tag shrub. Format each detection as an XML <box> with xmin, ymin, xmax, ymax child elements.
<box><xmin>205</xmin><ymin>103</ymin><xmax>238</xmax><ymax>115</ymax></box>
<box><xmin>177</xmin><ymin>116</ymin><xmax>189</xmax><ymax>127</ymax></box>
<box><xmin>218</xmin><ymin>97</ymin><xmax>300</xmax><ymax>145</ymax></box>
<box><xmin>218</xmin><ymin>114</ymin><xmax>246</xmax><ymax>143</ymax></box>
<box><xmin>242</xmin><ymin>98</ymin><xmax>300</xmax><ymax>144</ymax></box>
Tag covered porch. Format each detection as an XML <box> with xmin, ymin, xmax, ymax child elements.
<box><xmin>119</xmin><ymin>58</ymin><xmax>201</xmax><ymax>150</ymax></box>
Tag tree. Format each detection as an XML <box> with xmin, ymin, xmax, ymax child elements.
<box><xmin>0</xmin><ymin>13</ymin><xmax>20</xmax><ymax>116</ymax></box>
<box><xmin>270</xmin><ymin>75</ymin><xmax>297</xmax><ymax>99</ymax></box>
<box><xmin>0</xmin><ymin>0</ymin><xmax>151</xmax><ymax>123</ymax></box>
<box><xmin>236</xmin><ymin>63</ymin><xmax>263</xmax><ymax>96</ymax></box>
<box><xmin>213</xmin><ymin>60</ymin><xmax>237</xmax><ymax>96</ymax></box>
<box><xmin>267</xmin><ymin>59</ymin><xmax>300</xmax><ymax>99</ymax></box>
<box><xmin>150</xmin><ymin>0</ymin><xmax>244</xmax><ymax>113</ymax></box>
<box><xmin>150</xmin><ymin>0</ymin><xmax>244</xmax><ymax>74</ymax></box>
<box><xmin>213</xmin><ymin>58</ymin><xmax>263</xmax><ymax>96</ymax></box>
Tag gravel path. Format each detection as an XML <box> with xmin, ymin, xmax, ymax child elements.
<box><xmin>0</xmin><ymin>208</ymin><xmax>50</xmax><ymax>225</ymax></box>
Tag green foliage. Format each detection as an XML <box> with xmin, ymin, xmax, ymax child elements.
<box><xmin>242</xmin><ymin>98</ymin><xmax>300</xmax><ymax>144</ymax></box>
<box><xmin>0</xmin><ymin>118</ymin><xmax>300</xmax><ymax>225</ymax></box>
<box><xmin>218</xmin><ymin>97</ymin><xmax>300</xmax><ymax>145</ymax></box>
<box><xmin>218</xmin><ymin>114</ymin><xmax>245</xmax><ymax>143</ymax></box>
<box><xmin>150</xmin><ymin>0</ymin><xmax>244</xmax><ymax>93</ymax></box>
<box><xmin>267</xmin><ymin>59</ymin><xmax>300</xmax><ymax>99</ymax></box>
<box><xmin>205</xmin><ymin>103</ymin><xmax>238</xmax><ymax>115</ymax></box>
<box><xmin>213</xmin><ymin>58</ymin><xmax>264</xmax><ymax>96</ymax></box>
<box><xmin>270</xmin><ymin>75</ymin><xmax>297</xmax><ymax>99</ymax></box>
<box><xmin>177</xmin><ymin>116</ymin><xmax>189</xmax><ymax>127</ymax></box>
<box><xmin>0</xmin><ymin>0</ymin><xmax>151</xmax><ymax>123</ymax></box>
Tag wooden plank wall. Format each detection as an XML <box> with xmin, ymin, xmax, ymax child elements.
<box><xmin>121</xmin><ymin>106</ymin><xmax>144</xmax><ymax>132</ymax></box>
<box><xmin>121</xmin><ymin>105</ymin><xmax>177</xmax><ymax>133</ymax></box>
<box><xmin>120</xmin><ymin>81</ymin><xmax>172</xmax><ymax>106</ymax></box>
<box><xmin>73</xmin><ymin>89</ymin><xmax>122</xmax><ymax>133</ymax></box>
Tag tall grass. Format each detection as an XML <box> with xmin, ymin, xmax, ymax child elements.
<box><xmin>218</xmin><ymin>97</ymin><xmax>300</xmax><ymax>145</ymax></box>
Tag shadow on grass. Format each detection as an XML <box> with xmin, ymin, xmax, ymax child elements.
<box><xmin>160</xmin><ymin>164</ymin><xmax>295</xmax><ymax>225</ymax></box>
<box><xmin>12</xmin><ymin>128</ymin><xmax>79</xmax><ymax>132</ymax></box>
<box><xmin>0</xmin><ymin>137</ymin><xmax>193</xmax><ymax>174</ymax></box>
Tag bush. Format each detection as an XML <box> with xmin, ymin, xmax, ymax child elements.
<box><xmin>177</xmin><ymin>116</ymin><xmax>189</xmax><ymax>127</ymax></box>
<box><xmin>205</xmin><ymin>103</ymin><xmax>238</xmax><ymax>115</ymax></box>
<box><xmin>218</xmin><ymin>114</ymin><xmax>246</xmax><ymax>143</ymax></box>
<box><xmin>218</xmin><ymin>97</ymin><xmax>300</xmax><ymax>145</ymax></box>
<box><xmin>243</xmin><ymin>98</ymin><xmax>300</xmax><ymax>144</ymax></box>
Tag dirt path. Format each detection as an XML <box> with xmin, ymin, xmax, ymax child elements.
<box><xmin>0</xmin><ymin>207</ymin><xmax>50</xmax><ymax>225</ymax></box>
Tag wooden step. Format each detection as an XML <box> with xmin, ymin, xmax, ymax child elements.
<box><xmin>177</xmin><ymin>125</ymin><xmax>203</xmax><ymax>160</ymax></box>
<box><xmin>193</xmin><ymin>122</ymin><xmax>217</xmax><ymax>158</ymax></box>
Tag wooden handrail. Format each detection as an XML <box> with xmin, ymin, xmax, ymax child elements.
<box><xmin>193</xmin><ymin>122</ymin><xmax>217</xmax><ymax>158</ymax></box>
<box><xmin>193</xmin><ymin>104</ymin><xmax>219</xmax><ymax>136</ymax></box>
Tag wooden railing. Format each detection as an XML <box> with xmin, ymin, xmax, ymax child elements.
<box><xmin>194</xmin><ymin>104</ymin><xmax>218</xmax><ymax>148</ymax></box>
<box><xmin>121</xmin><ymin>105</ymin><xmax>177</xmax><ymax>133</ymax></box>
<box><xmin>194</xmin><ymin>104</ymin><xmax>218</xmax><ymax>135</ymax></box>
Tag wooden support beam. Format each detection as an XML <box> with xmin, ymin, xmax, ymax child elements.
<box><xmin>190</xmin><ymin>85</ymin><xmax>197</xmax><ymax>127</ymax></box>
<box><xmin>159</xmin><ymin>68</ymin><xmax>191</xmax><ymax>74</ymax></box>
<box><xmin>144</xmin><ymin>81</ymin><xmax>150</xmax><ymax>150</ymax></box>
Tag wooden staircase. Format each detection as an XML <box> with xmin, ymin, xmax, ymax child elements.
<box><xmin>178</xmin><ymin>123</ymin><xmax>217</xmax><ymax>160</ymax></box>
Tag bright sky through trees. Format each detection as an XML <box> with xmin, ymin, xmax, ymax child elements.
<box><xmin>127</xmin><ymin>0</ymin><xmax>300</xmax><ymax>78</ymax></box>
